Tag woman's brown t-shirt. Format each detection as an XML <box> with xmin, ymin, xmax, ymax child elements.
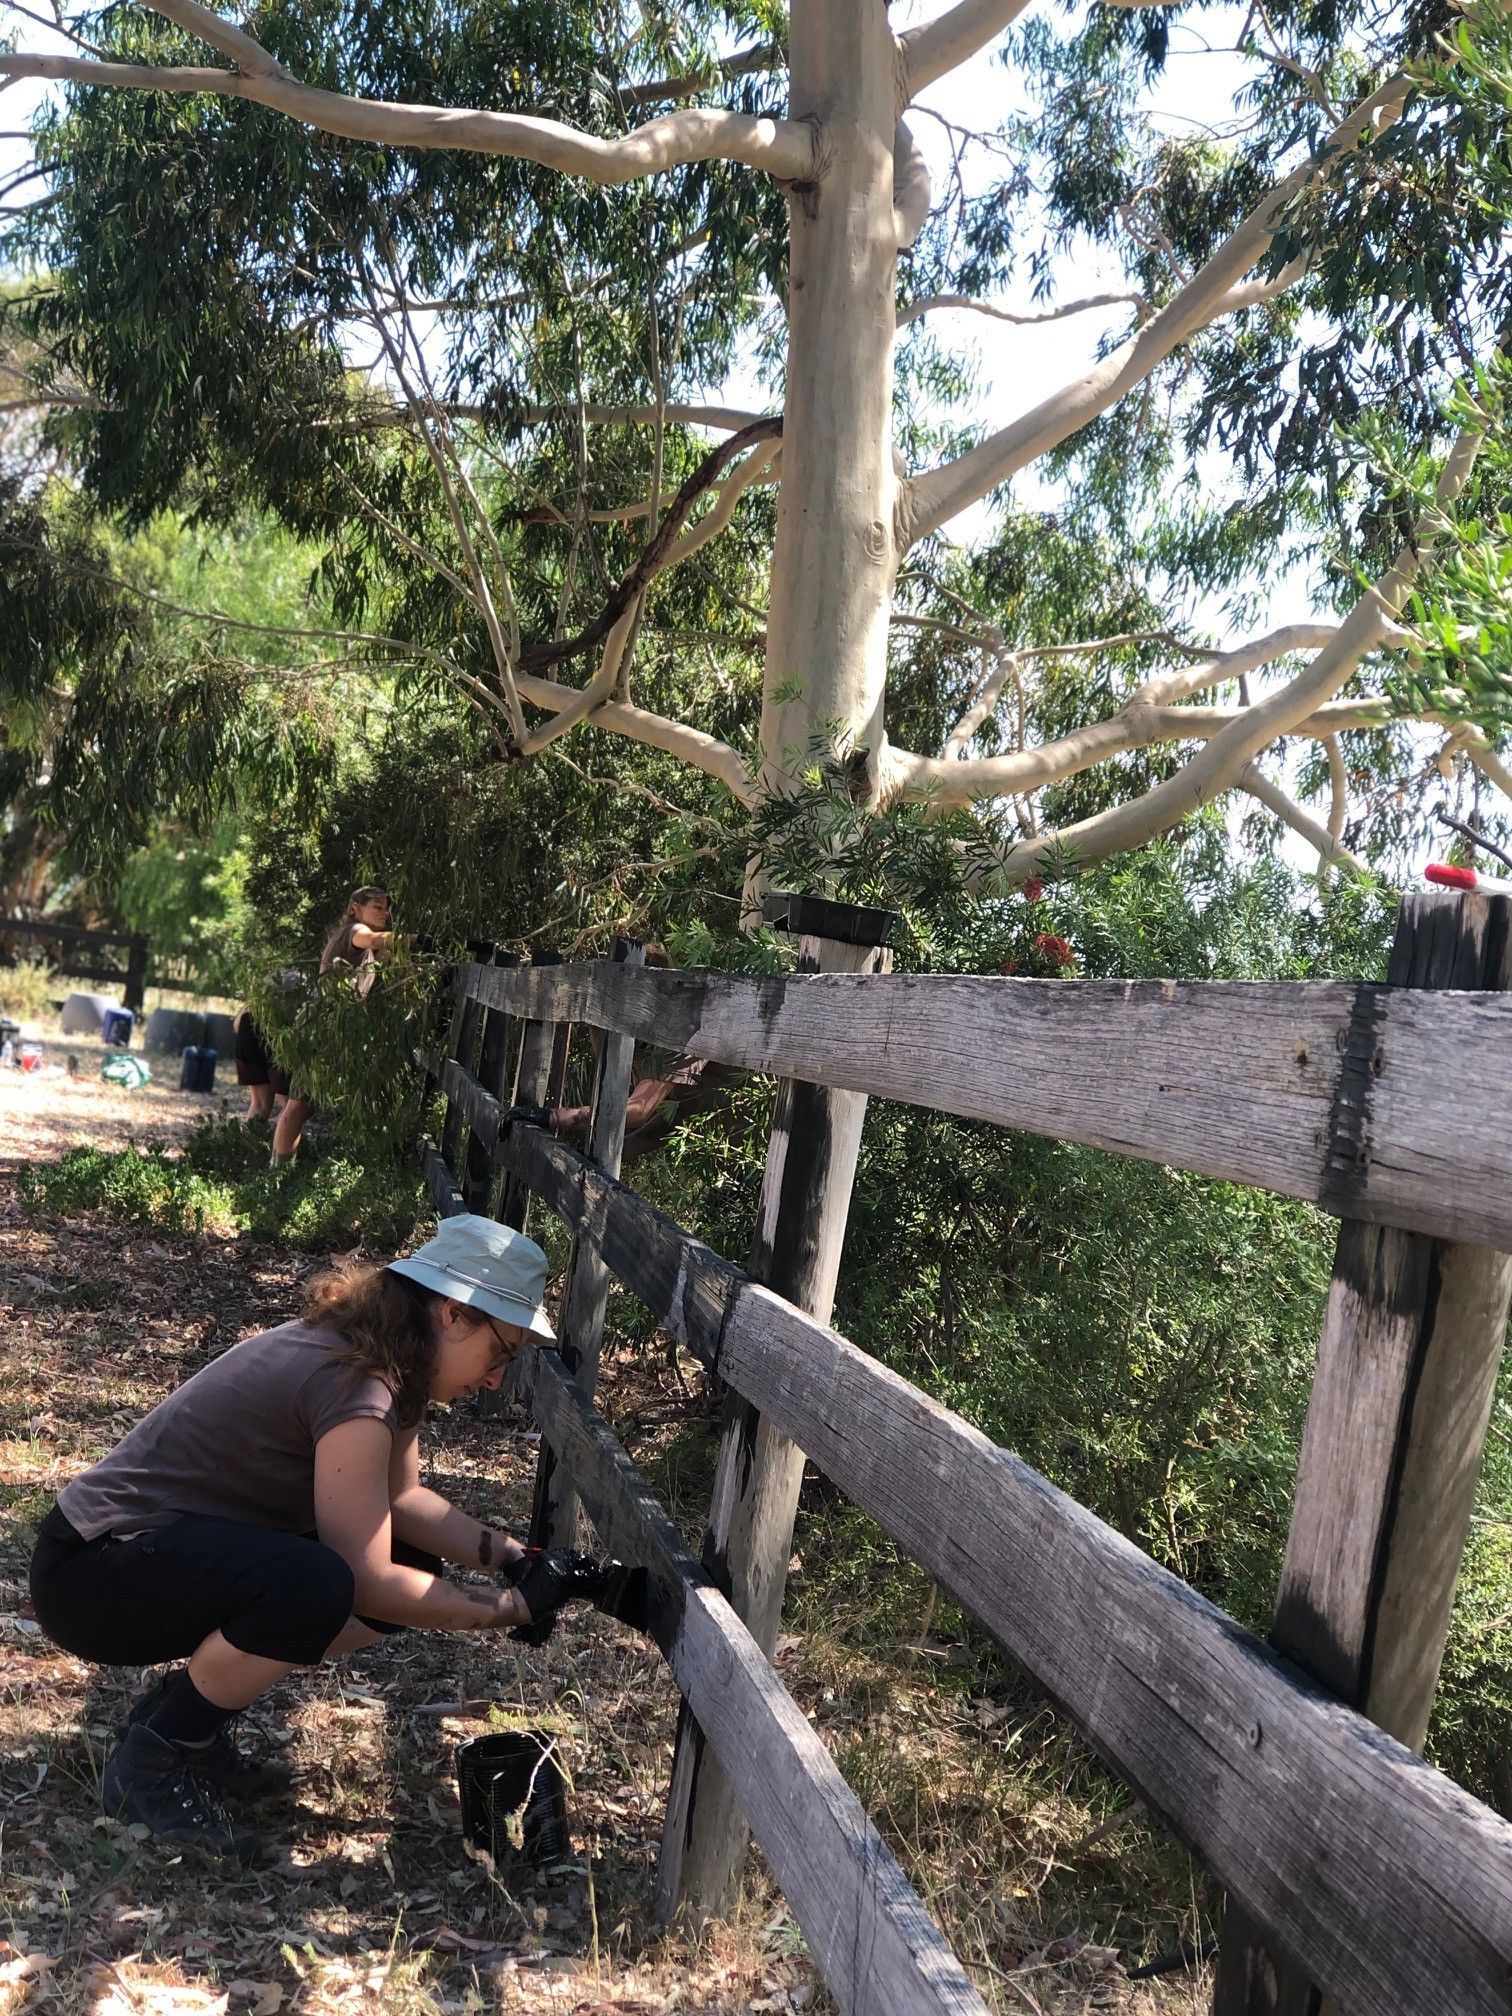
<box><xmin>57</xmin><ymin>1322</ymin><xmax>397</xmax><ymax>1541</ymax></box>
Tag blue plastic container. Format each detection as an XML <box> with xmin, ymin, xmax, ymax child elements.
<box><xmin>101</xmin><ymin>1007</ymin><xmax>134</xmax><ymax>1047</ymax></box>
<box><xmin>179</xmin><ymin>1045</ymin><xmax>218</xmax><ymax>1092</ymax></box>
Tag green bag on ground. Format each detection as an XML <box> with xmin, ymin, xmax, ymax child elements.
<box><xmin>101</xmin><ymin>1052</ymin><xmax>151</xmax><ymax>1089</ymax></box>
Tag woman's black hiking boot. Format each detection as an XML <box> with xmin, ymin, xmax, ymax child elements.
<box><xmin>120</xmin><ymin>1677</ymin><xmax>293</xmax><ymax>1804</ymax></box>
<box><xmin>101</xmin><ymin>1725</ymin><xmax>260</xmax><ymax>1862</ymax></box>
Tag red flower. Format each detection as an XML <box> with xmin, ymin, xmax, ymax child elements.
<box><xmin>1034</xmin><ymin>932</ymin><xmax>1074</xmax><ymax>968</ymax></box>
<box><xmin>1021</xmin><ymin>877</ymin><xmax>1045</xmax><ymax>902</ymax></box>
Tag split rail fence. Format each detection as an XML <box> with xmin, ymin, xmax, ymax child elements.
<box><xmin>0</xmin><ymin>916</ymin><xmax>208</xmax><ymax>1012</ymax></box>
<box><xmin>418</xmin><ymin>890</ymin><xmax>1512</xmax><ymax>2016</ymax></box>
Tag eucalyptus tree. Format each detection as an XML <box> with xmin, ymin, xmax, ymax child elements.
<box><xmin>3</xmin><ymin>0</ymin><xmax>1511</xmax><ymax>887</ymax></box>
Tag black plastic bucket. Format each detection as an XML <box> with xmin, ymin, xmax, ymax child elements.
<box><xmin>455</xmin><ymin>1729</ymin><xmax>569</xmax><ymax>1867</ymax></box>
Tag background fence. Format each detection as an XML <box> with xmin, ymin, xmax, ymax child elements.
<box><xmin>419</xmin><ymin>887</ymin><xmax>1512</xmax><ymax>2016</ymax></box>
<box><xmin>0</xmin><ymin>916</ymin><xmax>208</xmax><ymax>1012</ymax></box>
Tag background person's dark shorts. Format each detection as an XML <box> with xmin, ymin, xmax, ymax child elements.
<box><xmin>30</xmin><ymin>1505</ymin><xmax>440</xmax><ymax>1667</ymax></box>
<box><xmin>233</xmin><ymin>1013</ymin><xmax>292</xmax><ymax>1097</ymax></box>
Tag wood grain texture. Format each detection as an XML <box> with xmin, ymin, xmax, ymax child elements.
<box><xmin>713</xmin><ymin>1286</ymin><xmax>1512</xmax><ymax>2016</ymax></box>
<box><xmin>461</xmin><ymin>959</ymin><xmax>1512</xmax><ymax>1249</ymax></box>
<box><xmin>422</xmin><ymin>1143</ymin><xmax>466</xmax><ymax>1221</ymax></box>
<box><xmin>535</xmin><ymin>941</ymin><xmax>645</xmax><ymax>1547</ymax></box>
<box><xmin>499</xmin><ymin>966</ymin><xmax>560</xmax><ymax>1234</ymax></box>
<box><xmin>517</xmin><ymin>1346</ymin><xmax>990</xmax><ymax>2016</ymax></box>
<box><xmin>662</xmin><ymin>931</ymin><xmax>890</xmax><ymax>1919</ymax></box>
<box><xmin>496</xmin><ymin>1123</ymin><xmax>739</xmax><ymax>1367</ymax></box>
<box><xmin>481</xmin><ymin>1123</ymin><xmax>1512</xmax><ymax>2016</ymax></box>
<box><xmin>1213</xmin><ymin>890</ymin><xmax>1512</xmax><ymax>2016</ymax></box>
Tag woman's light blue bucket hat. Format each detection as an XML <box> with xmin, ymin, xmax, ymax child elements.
<box><xmin>389</xmin><ymin>1214</ymin><xmax>555</xmax><ymax>1339</ymax></box>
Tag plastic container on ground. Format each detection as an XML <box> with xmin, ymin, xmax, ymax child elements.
<box><xmin>454</xmin><ymin>1730</ymin><xmax>570</xmax><ymax>1867</ymax></box>
<box><xmin>60</xmin><ymin>991</ymin><xmax>116</xmax><ymax>1037</ymax></box>
<box><xmin>145</xmin><ymin>1008</ymin><xmax>205</xmax><ymax>1054</ymax></box>
<box><xmin>101</xmin><ymin>1007</ymin><xmax>134</xmax><ymax>1047</ymax></box>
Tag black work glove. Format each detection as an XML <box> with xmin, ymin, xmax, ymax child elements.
<box><xmin>502</xmin><ymin>1102</ymin><xmax>553</xmax><ymax>1136</ymax></box>
<box><xmin>411</xmin><ymin>931</ymin><xmax>439</xmax><ymax>955</ymax></box>
<box><xmin>503</xmin><ymin>1548</ymin><xmax>617</xmax><ymax>1645</ymax></box>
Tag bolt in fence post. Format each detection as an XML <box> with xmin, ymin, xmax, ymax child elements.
<box><xmin>1212</xmin><ymin>888</ymin><xmax>1512</xmax><ymax>2016</ymax></box>
<box><xmin>527</xmin><ymin>939</ymin><xmax>645</xmax><ymax>1549</ymax></box>
<box><xmin>656</xmin><ymin>893</ymin><xmax>895</xmax><ymax>1922</ymax></box>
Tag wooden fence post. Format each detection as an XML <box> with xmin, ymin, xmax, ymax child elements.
<box><xmin>528</xmin><ymin>939</ymin><xmax>645</xmax><ymax>1549</ymax></box>
<box><xmin>1212</xmin><ymin>888</ymin><xmax>1512</xmax><ymax>2016</ymax></box>
<box><xmin>463</xmin><ymin>946</ymin><xmax>516</xmax><ymax>1213</ymax></box>
<box><xmin>657</xmin><ymin>893</ymin><xmax>895</xmax><ymax>1921</ymax></box>
<box><xmin>125</xmin><ymin>934</ymin><xmax>148</xmax><ymax>1016</ymax></box>
<box><xmin>439</xmin><ymin>983</ymin><xmax>484</xmax><ymax>1181</ymax></box>
<box><xmin>500</xmin><ymin>950</ymin><xmax>562</xmax><ymax>1234</ymax></box>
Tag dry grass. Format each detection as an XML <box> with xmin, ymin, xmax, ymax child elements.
<box><xmin>1</xmin><ymin>1175</ymin><xmax>1214</xmax><ymax>2016</ymax></box>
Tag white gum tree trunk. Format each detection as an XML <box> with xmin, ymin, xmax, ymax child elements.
<box><xmin>757</xmin><ymin>0</ymin><xmax>900</xmax><ymax>804</ymax></box>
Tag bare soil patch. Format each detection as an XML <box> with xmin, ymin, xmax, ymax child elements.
<box><xmin>1</xmin><ymin>1034</ymin><xmax>229</xmax><ymax>1175</ymax></box>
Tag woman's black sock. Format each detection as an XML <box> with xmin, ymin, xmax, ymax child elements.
<box><xmin>142</xmin><ymin>1668</ymin><xmax>238</xmax><ymax>1748</ymax></box>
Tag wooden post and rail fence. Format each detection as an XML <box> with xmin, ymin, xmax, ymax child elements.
<box><xmin>418</xmin><ymin>888</ymin><xmax>1512</xmax><ymax>2016</ymax></box>
<box><xmin>0</xmin><ymin>916</ymin><xmax>213</xmax><ymax>1014</ymax></box>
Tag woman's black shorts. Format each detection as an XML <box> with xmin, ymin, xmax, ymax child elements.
<box><xmin>30</xmin><ymin>1505</ymin><xmax>441</xmax><ymax>1668</ymax></box>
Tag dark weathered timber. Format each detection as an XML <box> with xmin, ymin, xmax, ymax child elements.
<box><xmin>661</xmin><ymin>925</ymin><xmax>891</xmax><ymax>1921</ymax></box>
<box><xmin>422</xmin><ymin>1144</ymin><xmax>466</xmax><ymax>1221</ymax></box>
<box><xmin>498</xmin><ymin>954</ymin><xmax>561</xmax><ymax>1234</ymax></box>
<box><xmin>533</xmin><ymin>940</ymin><xmax>645</xmax><ymax>1548</ymax></box>
<box><xmin>459</xmin><ymin>960</ymin><xmax>1512</xmax><ymax>1251</ymax></box>
<box><xmin>0</xmin><ymin>915</ymin><xmax>139</xmax><ymax>945</ymax></box>
<box><xmin>440</xmin><ymin>982</ymin><xmax>486</xmax><ymax>1180</ymax></box>
<box><xmin>124</xmin><ymin>934</ymin><xmax>148</xmax><ymax>1014</ymax></box>
<box><xmin>713</xmin><ymin>1286</ymin><xmax>1512</xmax><ymax>2016</ymax></box>
<box><xmin>517</xmin><ymin>1347</ymin><xmax>990</xmax><ymax>2016</ymax></box>
<box><xmin>465</xmin><ymin>948</ymin><xmax>513</xmax><ymax>1213</ymax></box>
<box><xmin>495</xmin><ymin>1124</ymin><xmax>738</xmax><ymax>1368</ymax></box>
<box><xmin>1213</xmin><ymin>890</ymin><xmax>1512</xmax><ymax>2016</ymax></box>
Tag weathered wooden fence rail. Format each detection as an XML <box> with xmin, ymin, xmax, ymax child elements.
<box><xmin>419</xmin><ymin>890</ymin><xmax>1512</xmax><ymax>2016</ymax></box>
<box><xmin>0</xmin><ymin>915</ymin><xmax>208</xmax><ymax>1012</ymax></box>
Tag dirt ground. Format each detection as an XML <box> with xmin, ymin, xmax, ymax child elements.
<box><xmin>0</xmin><ymin>1083</ymin><xmax>1209</xmax><ymax>2015</ymax></box>
<box><xmin>1</xmin><ymin>1031</ymin><xmax>233</xmax><ymax>1174</ymax></box>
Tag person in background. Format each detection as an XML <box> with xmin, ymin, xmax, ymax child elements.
<box><xmin>232</xmin><ymin>1008</ymin><xmax>287</xmax><ymax>1129</ymax></box>
<box><xmin>270</xmin><ymin>887</ymin><xmax>400</xmax><ymax>1169</ymax></box>
<box><xmin>27</xmin><ymin>1216</ymin><xmax>601</xmax><ymax>1860</ymax></box>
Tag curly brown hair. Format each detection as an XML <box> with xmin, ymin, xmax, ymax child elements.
<box><xmin>302</xmin><ymin>1259</ymin><xmax>440</xmax><ymax>1429</ymax></box>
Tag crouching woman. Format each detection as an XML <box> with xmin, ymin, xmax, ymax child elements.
<box><xmin>29</xmin><ymin>1215</ymin><xmax>586</xmax><ymax>1861</ymax></box>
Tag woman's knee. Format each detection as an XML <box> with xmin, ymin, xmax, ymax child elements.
<box><xmin>231</xmin><ymin>1543</ymin><xmax>355</xmax><ymax>1665</ymax></box>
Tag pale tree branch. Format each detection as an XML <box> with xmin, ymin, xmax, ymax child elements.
<box><xmin>1238</xmin><ymin>760</ymin><xmax>1369</xmax><ymax>874</ymax></box>
<box><xmin>367</xmin><ymin>272</ymin><xmax>527</xmax><ymax>743</ymax></box>
<box><xmin>897</xmin><ymin>289</ymin><xmax>1150</xmax><ymax>333</ymax></box>
<box><xmin>962</xmin><ymin>426</ymin><xmax>1482</xmax><ymax>884</ymax></box>
<box><xmin>1322</xmin><ymin>732</ymin><xmax>1348</xmax><ymax>844</ymax></box>
<box><xmin>899</xmin><ymin>0</ymin><xmax>1036</xmax><ymax>102</ymax></box>
<box><xmin>892</xmin><ymin>622</ymin><xmax>1340</xmax><ymax>798</ymax></box>
<box><xmin>892</xmin><ymin>120</ymin><xmax>933</xmax><ymax>251</ymax></box>
<box><xmin>902</xmin><ymin>71</ymin><xmax>1416</xmax><ymax>544</ymax></box>
<box><xmin>519</xmin><ymin>602</ymin><xmax>638</xmax><ymax>756</ymax></box>
<box><xmin>0</xmin><ymin>0</ymin><xmax>816</xmax><ymax>184</ymax></box>
<box><xmin>514</xmin><ymin>670</ymin><xmax>752</xmax><ymax>803</ymax></box>
<box><xmin>515</xmin><ymin>436</ymin><xmax>780</xmax><ymax>755</ymax></box>
<box><xmin>617</xmin><ymin>42</ymin><xmax>784</xmax><ymax>109</ymax></box>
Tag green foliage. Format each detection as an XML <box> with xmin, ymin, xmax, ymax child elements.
<box><xmin>17</xmin><ymin>1119</ymin><xmax>429</xmax><ymax>1251</ymax></box>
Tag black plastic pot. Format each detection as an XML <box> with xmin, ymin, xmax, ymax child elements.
<box><xmin>455</xmin><ymin>1729</ymin><xmax>569</xmax><ymax>1867</ymax></box>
